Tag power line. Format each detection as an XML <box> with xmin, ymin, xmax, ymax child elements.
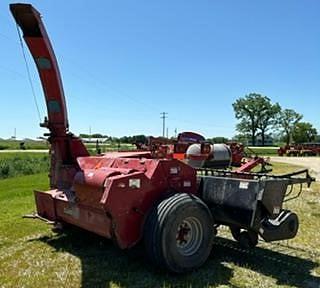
<box><xmin>58</xmin><ymin>54</ymin><xmax>161</xmax><ymax>114</ymax></box>
<box><xmin>15</xmin><ymin>24</ymin><xmax>42</xmax><ymax>122</ymax></box>
<box><xmin>4</xmin><ymin>27</ymin><xmax>235</xmax><ymax>134</ymax></box>
<box><xmin>0</xmin><ymin>64</ymin><xmax>25</xmax><ymax>78</ymax></box>
<box><xmin>160</xmin><ymin>112</ymin><xmax>168</xmax><ymax>137</ymax></box>
<box><xmin>0</xmin><ymin>32</ymin><xmax>16</xmax><ymax>42</ymax></box>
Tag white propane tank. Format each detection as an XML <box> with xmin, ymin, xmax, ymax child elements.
<box><xmin>185</xmin><ymin>143</ymin><xmax>232</xmax><ymax>169</ymax></box>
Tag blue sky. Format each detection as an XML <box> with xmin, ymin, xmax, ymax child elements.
<box><xmin>0</xmin><ymin>0</ymin><xmax>319</xmax><ymax>139</ymax></box>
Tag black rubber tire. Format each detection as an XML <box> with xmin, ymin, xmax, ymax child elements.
<box><xmin>144</xmin><ymin>193</ymin><xmax>214</xmax><ymax>273</ymax></box>
<box><xmin>238</xmin><ymin>231</ymin><xmax>258</xmax><ymax>249</ymax></box>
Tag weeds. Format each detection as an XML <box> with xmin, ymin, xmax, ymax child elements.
<box><xmin>0</xmin><ymin>153</ymin><xmax>49</xmax><ymax>179</ymax></box>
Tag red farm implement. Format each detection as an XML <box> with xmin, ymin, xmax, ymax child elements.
<box><xmin>278</xmin><ymin>143</ymin><xmax>320</xmax><ymax>157</ymax></box>
<box><xmin>10</xmin><ymin>3</ymin><xmax>315</xmax><ymax>273</ymax></box>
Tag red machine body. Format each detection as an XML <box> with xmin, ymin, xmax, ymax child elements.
<box><xmin>144</xmin><ymin>131</ymin><xmax>205</xmax><ymax>160</ymax></box>
<box><xmin>234</xmin><ymin>156</ymin><xmax>269</xmax><ymax>173</ymax></box>
<box><xmin>227</xmin><ymin>142</ymin><xmax>245</xmax><ymax>166</ymax></box>
<box><xmin>11</xmin><ymin>3</ymin><xmax>197</xmax><ymax>249</ymax></box>
<box><xmin>10</xmin><ymin>4</ymin><xmax>88</xmax><ymax>190</ymax></box>
<box><xmin>11</xmin><ymin>3</ymin><xmax>314</xmax><ymax>273</ymax></box>
<box><xmin>35</xmin><ymin>157</ymin><xmax>196</xmax><ymax>248</ymax></box>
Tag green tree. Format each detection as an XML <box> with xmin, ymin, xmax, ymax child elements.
<box><xmin>207</xmin><ymin>137</ymin><xmax>229</xmax><ymax>143</ymax></box>
<box><xmin>91</xmin><ymin>133</ymin><xmax>104</xmax><ymax>138</ymax></box>
<box><xmin>120</xmin><ymin>136</ymin><xmax>130</xmax><ymax>143</ymax></box>
<box><xmin>278</xmin><ymin>109</ymin><xmax>303</xmax><ymax>145</ymax></box>
<box><xmin>257</xmin><ymin>103</ymin><xmax>281</xmax><ymax>146</ymax></box>
<box><xmin>292</xmin><ymin>122</ymin><xmax>317</xmax><ymax>143</ymax></box>
<box><xmin>233</xmin><ymin>93</ymin><xmax>278</xmax><ymax>146</ymax></box>
<box><xmin>232</xmin><ymin>134</ymin><xmax>250</xmax><ymax>144</ymax></box>
<box><xmin>132</xmin><ymin>135</ymin><xmax>147</xmax><ymax>144</ymax></box>
<box><xmin>119</xmin><ymin>135</ymin><xmax>147</xmax><ymax>144</ymax></box>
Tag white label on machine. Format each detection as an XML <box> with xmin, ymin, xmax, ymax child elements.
<box><xmin>129</xmin><ymin>178</ymin><xmax>141</xmax><ymax>189</ymax></box>
<box><xmin>257</xmin><ymin>189</ymin><xmax>264</xmax><ymax>200</ymax></box>
<box><xmin>64</xmin><ymin>206</ymin><xmax>80</xmax><ymax>219</ymax></box>
<box><xmin>273</xmin><ymin>206</ymin><xmax>280</xmax><ymax>214</ymax></box>
<box><xmin>117</xmin><ymin>182</ymin><xmax>126</xmax><ymax>188</ymax></box>
<box><xmin>183</xmin><ymin>180</ymin><xmax>192</xmax><ymax>187</ymax></box>
<box><xmin>170</xmin><ymin>167</ymin><xmax>179</xmax><ymax>174</ymax></box>
<box><xmin>239</xmin><ymin>181</ymin><xmax>249</xmax><ymax>189</ymax></box>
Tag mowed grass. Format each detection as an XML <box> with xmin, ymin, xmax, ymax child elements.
<box><xmin>245</xmin><ymin>146</ymin><xmax>279</xmax><ymax>156</ymax></box>
<box><xmin>0</xmin><ymin>163</ymin><xmax>319</xmax><ymax>287</ymax></box>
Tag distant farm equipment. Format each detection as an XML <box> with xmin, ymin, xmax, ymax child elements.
<box><xmin>278</xmin><ymin>143</ymin><xmax>320</xmax><ymax>156</ymax></box>
<box><xmin>136</xmin><ymin>132</ymin><xmax>270</xmax><ymax>172</ymax></box>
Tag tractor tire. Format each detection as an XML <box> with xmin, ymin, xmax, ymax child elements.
<box><xmin>144</xmin><ymin>193</ymin><xmax>214</xmax><ymax>273</ymax></box>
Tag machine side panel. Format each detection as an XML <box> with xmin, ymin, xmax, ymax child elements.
<box><xmin>100</xmin><ymin>159</ymin><xmax>198</xmax><ymax>248</ymax></box>
<box><xmin>34</xmin><ymin>190</ymin><xmax>58</xmax><ymax>221</ymax></box>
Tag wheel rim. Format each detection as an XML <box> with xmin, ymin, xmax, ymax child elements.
<box><xmin>176</xmin><ymin>216</ymin><xmax>203</xmax><ymax>256</ymax></box>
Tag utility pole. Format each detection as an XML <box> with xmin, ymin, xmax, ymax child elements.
<box><xmin>160</xmin><ymin>112</ymin><xmax>168</xmax><ymax>137</ymax></box>
<box><xmin>174</xmin><ymin>128</ymin><xmax>177</xmax><ymax>138</ymax></box>
<box><xmin>166</xmin><ymin>127</ymin><xmax>169</xmax><ymax>139</ymax></box>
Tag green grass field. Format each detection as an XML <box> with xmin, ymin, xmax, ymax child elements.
<box><xmin>0</xmin><ymin>139</ymin><xmax>49</xmax><ymax>150</ymax></box>
<box><xmin>0</xmin><ymin>161</ymin><xmax>319</xmax><ymax>287</ymax></box>
<box><xmin>0</xmin><ymin>139</ymin><xmax>135</xmax><ymax>152</ymax></box>
<box><xmin>0</xmin><ymin>139</ymin><xmax>281</xmax><ymax>159</ymax></box>
<box><xmin>245</xmin><ymin>146</ymin><xmax>279</xmax><ymax>156</ymax></box>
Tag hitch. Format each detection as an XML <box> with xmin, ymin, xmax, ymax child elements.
<box><xmin>23</xmin><ymin>213</ymin><xmax>55</xmax><ymax>225</ymax></box>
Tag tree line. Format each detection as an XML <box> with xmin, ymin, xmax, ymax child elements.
<box><xmin>79</xmin><ymin>133</ymin><xmax>148</xmax><ymax>144</ymax></box>
<box><xmin>79</xmin><ymin>93</ymin><xmax>318</xmax><ymax>147</ymax></box>
<box><xmin>233</xmin><ymin>93</ymin><xmax>318</xmax><ymax>146</ymax></box>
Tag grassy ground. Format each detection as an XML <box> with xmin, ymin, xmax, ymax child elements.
<box><xmin>245</xmin><ymin>146</ymin><xmax>279</xmax><ymax>156</ymax></box>
<box><xmin>86</xmin><ymin>142</ymin><xmax>136</xmax><ymax>152</ymax></box>
<box><xmin>0</xmin><ymin>163</ymin><xmax>319</xmax><ymax>287</ymax></box>
<box><xmin>0</xmin><ymin>139</ymin><xmax>48</xmax><ymax>150</ymax></box>
<box><xmin>0</xmin><ymin>139</ymin><xmax>135</xmax><ymax>152</ymax></box>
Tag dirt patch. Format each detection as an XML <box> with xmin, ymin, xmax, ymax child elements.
<box><xmin>270</xmin><ymin>156</ymin><xmax>320</xmax><ymax>181</ymax></box>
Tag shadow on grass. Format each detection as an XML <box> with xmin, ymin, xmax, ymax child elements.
<box><xmin>32</xmin><ymin>228</ymin><xmax>319</xmax><ymax>288</ymax></box>
<box><xmin>213</xmin><ymin>237</ymin><xmax>320</xmax><ymax>288</ymax></box>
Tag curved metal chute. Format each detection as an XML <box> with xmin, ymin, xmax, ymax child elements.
<box><xmin>10</xmin><ymin>3</ymin><xmax>68</xmax><ymax>136</ymax></box>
